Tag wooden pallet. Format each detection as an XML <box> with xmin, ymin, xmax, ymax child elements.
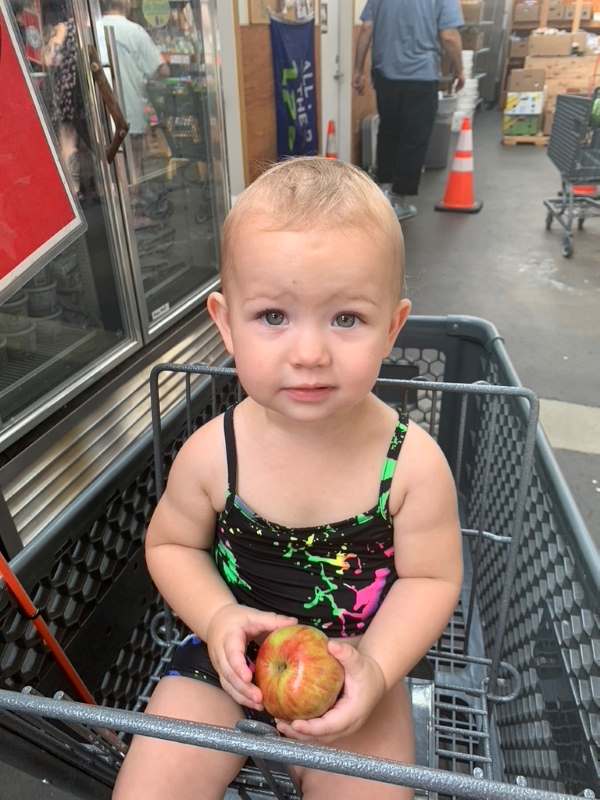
<box><xmin>502</xmin><ymin>135</ymin><xmax>549</xmax><ymax>147</ymax></box>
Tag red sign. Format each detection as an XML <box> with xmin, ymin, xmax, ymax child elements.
<box><xmin>0</xmin><ymin>1</ymin><xmax>85</xmax><ymax>302</ymax></box>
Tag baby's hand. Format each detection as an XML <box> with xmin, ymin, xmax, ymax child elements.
<box><xmin>276</xmin><ymin>641</ymin><xmax>386</xmax><ymax>744</ymax></box>
<box><xmin>206</xmin><ymin>605</ymin><xmax>297</xmax><ymax>710</ymax></box>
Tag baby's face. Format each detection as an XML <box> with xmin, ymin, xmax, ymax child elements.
<box><xmin>209</xmin><ymin>220</ymin><xmax>410</xmax><ymax>422</ymax></box>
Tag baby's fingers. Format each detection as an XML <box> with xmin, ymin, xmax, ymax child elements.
<box><xmin>220</xmin><ymin>675</ymin><xmax>262</xmax><ymax>711</ymax></box>
<box><xmin>219</xmin><ymin>643</ymin><xmax>261</xmax><ymax>704</ymax></box>
<box><xmin>218</xmin><ymin>657</ymin><xmax>262</xmax><ymax>707</ymax></box>
<box><xmin>243</xmin><ymin>612</ymin><xmax>298</xmax><ymax>640</ymax></box>
<box><xmin>277</xmin><ymin>695</ymin><xmax>354</xmax><ymax>741</ymax></box>
<box><xmin>223</xmin><ymin>631</ymin><xmax>253</xmax><ymax>682</ymax></box>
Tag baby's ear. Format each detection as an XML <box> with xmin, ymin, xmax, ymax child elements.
<box><xmin>207</xmin><ymin>292</ymin><xmax>234</xmax><ymax>354</ymax></box>
<box><xmin>386</xmin><ymin>299</ymin><xmax>411</xmax><ymax>349</ymax></box>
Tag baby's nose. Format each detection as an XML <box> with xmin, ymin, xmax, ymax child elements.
<box><xmin>289</xmin><ymin>328</ymin><xmax>331</xmax><ymax>367</ymax></box>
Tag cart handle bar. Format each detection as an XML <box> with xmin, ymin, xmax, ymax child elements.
<box><xmin>0</xmin><ymin>689</ymin><xmax>583</xmax><ymax>800</ymax></box>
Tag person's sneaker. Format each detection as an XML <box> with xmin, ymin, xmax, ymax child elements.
<box><xmin>381</xmin><ymin>188</ymin><xmax>417</xmax><ymax>220</ymax></box>
<box><xmin>392</xmin><ymin>200</ymin><xmax>417</xmax><ymax>221</ymax></box>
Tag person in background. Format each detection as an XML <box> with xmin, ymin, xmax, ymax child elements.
<box><xmin>353</xmin><ymin>0</ymin><xmax>464</xmax><ymax>221</ymax></box>
<box><xmin>101</xmin><ymin>0</ymin><xmax>168</xmax><ymax>190</ymax></box>
<box><xmin>43</xmin><ymin>17</ymin><xmax>86</xmax><ymax>195</ymax></box>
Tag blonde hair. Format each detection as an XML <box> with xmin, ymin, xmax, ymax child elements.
<box><xmin>221</xmin><ymin>157</ymin><xmax>405</xmax><ymax>297</ymax></box>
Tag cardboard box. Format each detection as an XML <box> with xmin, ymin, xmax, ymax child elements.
<box><xmin>548</xmin><ymin>0</ymin><xmax>566</xmax><ymax>19</ymax></box>
<box><xmin>509</xmin><ymin>36</ymin><xmax>529</xmax><ymax>58</ymax></box>
<box><xmin>572</xmin><ymin>31</ymin><xmax>589</xmax><ymax>53</ymax></box>
<box><xmin>543</xmin><ymin>109</ymin><xmax>555</xmax><ymax>135</ymax></box>
<box><xmin>529</xmin><ymin>32</ymin><xmax>576</xmax><ymax>57</ymax></box>
<box><xmin>503</xmin><ymin>114</ymin><xmax>541</xmax><ymax>136</ymax></box>
<box><xmin>524</xmin><ymin>54</ymin><xmax>597</xmax><ymax>79</ymax></box>
<box><xmin>514</xmin><ymin>2</ymin><xmax>540</xmax><ymax>22</ymax></box>
<box><xmin>545</xmin><ymin>80</ymin><xmax>592</xmax><ymax>109</ymax></box>
<box><xmin>505</xmin><ymin>91</ymin><xmax>546</xmax><ymax>115</ymax></box>
<box><xmin>461</xmin><ymin>1</ymin><xmax>483</xmax><ymax>23</ymax></box>
<box><xmin>461</xmin><ymin>29</ymin><xmax>485</xmax><ymax>50</ymax></box>
<box><xmin>508</xmin><ymin>68</ymin><xmax>546</xmax><ymax>92</ymax></box>
<box><xmin>564</xmin><ymin>1</ymin><xmax>593</xmax><ymax>20</ymax></box>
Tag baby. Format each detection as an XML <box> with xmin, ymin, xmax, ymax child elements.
<box><xmin>114</xmin><ymin>157</ymin><xmax>463</xmax><ymax>800</ymax></box>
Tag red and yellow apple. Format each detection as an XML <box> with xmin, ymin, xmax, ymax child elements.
<box><xmin>254</xmin><ymin>625</ymin><xmax>344</xmax><ymax>721</ymax></box>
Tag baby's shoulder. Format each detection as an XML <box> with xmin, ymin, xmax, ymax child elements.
<box><xmin>402</xmin><ymin>421</ymin><xmax>452</xmax><ymax>479</ymax></box>
<box><xmin>169</xmin><ymin>412</ymin><xmax>227</xmax><ymax>488</ymax></box>
<box><xmin>390</xmin><ymin>421</ymin><xmax>454</xmax><ymax>511</ymax></box>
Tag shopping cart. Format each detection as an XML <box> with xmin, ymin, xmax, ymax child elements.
<box><xmin>0</xmin><ymin>317</ymin><xmax>598</xmax><ymax>799</ymax></box>
<box><xmin>544</xmin><ymin>88</ymin><xmax>600</xmax><ymax>258</ymax></box>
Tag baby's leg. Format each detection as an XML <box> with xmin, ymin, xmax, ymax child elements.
<box><xmin>113</xmin><ymin>676</ymin><xmax>246</xmax><ymax>800</ymax></box>
<box><xmin>298</xmin><ymin>679</ymin><xmax>415</xmax><ymax>800</ymax></box>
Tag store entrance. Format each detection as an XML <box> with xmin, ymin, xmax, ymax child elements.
<box><xmin>1</xmin><ymin>0</ymin><xmax>228</xmax><ymax>451</ymax></box>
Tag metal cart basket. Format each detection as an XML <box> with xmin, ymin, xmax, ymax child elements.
<box><xmin>544</xmin><ymin>89</ymin><xmax>600</xmax><ymax>258</ymax></box>
<box><xmin>0</xmin><ymin>317</ymin><xmax>598</xmax><ymax>799</ymax></box>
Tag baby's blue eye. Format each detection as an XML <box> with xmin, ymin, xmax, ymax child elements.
<box><xmin>334</xmin><ymin>313</ymin><xmax>357</xmax><ymax>328</ymax></box>
<box><xmin>263</xmin><ymin>310</ymin><xmax>286</xmax><ymax>326</ymax></box>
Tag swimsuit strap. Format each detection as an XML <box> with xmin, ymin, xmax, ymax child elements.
<box><xmin>376</xmin><ymin>412</ymin><xmax>410</xmax><ymax>520</ymax></box>
<box><xmin>223</xmin><ymin>406</ymin><xmax>409</xmax><ymax>519</ymax></box>
<box><xmin>223</xmin><ymin>406</ymin><xmax>238</xmax><ymax>496</ymax></box>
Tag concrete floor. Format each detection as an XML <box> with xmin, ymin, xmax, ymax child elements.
<box><xmin>405</xmin><ymin>109</ymin><xmax>600</xmax><ymax>550</ymax></box>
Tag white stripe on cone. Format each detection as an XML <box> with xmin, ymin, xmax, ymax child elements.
<box><xmin>456</xmin><ymin>128</ymin><xmax>473</xmax><ymax>153</ymax></box>
<box><xmin>451</xmin><ymin>157</ymin><xmax>474</xmax><ymax>173</ymax></box>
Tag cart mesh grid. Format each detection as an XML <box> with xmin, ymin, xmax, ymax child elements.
<box><xmin>0</xmin><ymin>318</ymin><xmax>598</xmax><ymax>799</ymax></box>
<box><xmin>548</xmin><ymin>91</ymin><xmax>600</xmax><ymax>183</ymax></box>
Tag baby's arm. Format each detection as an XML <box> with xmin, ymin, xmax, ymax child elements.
<box><xmin>356</xmin><ymin>423</ymin><xmax>463</xmax><ymax>685</ymax></box>
<box><xmin>278</xmin><ymin>423</ymin><xmax>461</xmax><ymax>741</ymax></box>
<box><xmin>145</xmin><ymin>421</ymin><xmax>295</xmax><ymax>709</ymax></box>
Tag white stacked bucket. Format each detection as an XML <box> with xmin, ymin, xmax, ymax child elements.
<box><xmin>452</xmin><ymin>50</ymin><xmax>479</xmax><ymax>132</ymax></box>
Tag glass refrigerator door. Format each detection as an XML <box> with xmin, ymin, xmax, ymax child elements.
<box><xmin>0</xmin><ymin>0</ymin><xmax>142</xmax><ymax>450</ymax></box>
<box><xmin>93</xmin><ymin>0</ymin><xmax>228</xmax><ymax>338</ymax></box>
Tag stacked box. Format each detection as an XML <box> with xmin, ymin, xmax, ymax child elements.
<box><xmin>503</xmin><ymin>69</ymin><xmax>545</xmax><ymax>137</ymax></box>
<box><xmin>505</xmin><ymin>91</ymin><xmax>545</xmax><ymax>115</ymax></box>
<box><xmin>461</xmin><ymin>1</ymin><xmax>483</xmax><ymax>23</ymax></box>
<box><xmin>564</xmin><ymin>1</ymin><xmax>593</xmax><ymax>20</ymax></box>
<box><xmin>514</xmin><ymin>1</ymin><xmax>540</xmax><ymax>22</ymax></box>
<box><xmin>528</xmin><ymin>31</ymin><xmax>588</xmax><ymax>57</ymax></box>
<box><xmin>461</xmin><ymin>28</ymin><xmax>485</xmax><ymax>50</ymax></box>
<box><xmin>509</xmin><ymin>36</ymin><xmax>529</xmax><ymax>58</ymax></box>
<box><xmin>547</xmin><ymin>1</ymin><xmax>566</xmax><ymax>19</ymax></box>
<box><xmin>524</xmin><ymin>54</ymin><xmax>598</xmax><ymax>111</ymax></box>
<box><xmin>543</xmin><ymin>109</ymin><xmax>555</xmax><ymax>135</ymax></box>
<box><xmin>502</xmin><ymin>115</ymin><xmax>541</xmax><ymax>135</ymax></box>
<box><xmin>508</xmin><ymin>68</ymin><xmax>546</xmax><ymax>92</ymax></box>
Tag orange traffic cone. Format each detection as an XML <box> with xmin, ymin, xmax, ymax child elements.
<box><xmin>435</xmin><ymin>117</ymin><xmax>482</xmax><ymax>213</ymax></box>
<box><xmin>325</xmin><ymin>120</ymin><xmax>337</xmax><ymax>159</ymax></box>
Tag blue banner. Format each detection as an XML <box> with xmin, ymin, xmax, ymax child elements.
<box><xmin>270</xmin><ymin>17</ymin><xmax>318</xmax><ymax>159</ymax></box>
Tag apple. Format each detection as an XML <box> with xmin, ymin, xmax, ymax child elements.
<box><xmin>254</xmin><ymin>624</ymin><xmax>344</xmax><ymax>721</ymax></box>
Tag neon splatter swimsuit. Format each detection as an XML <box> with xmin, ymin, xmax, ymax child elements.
<box><xmin>168</xmin><ymin>405</ymin><xmax>413</xmax><ymax>703</ymax></box>
<box><xmin>214</xmin><ymin>405</ymin><xmax>408</xmax><ymax>638</ymax></box>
